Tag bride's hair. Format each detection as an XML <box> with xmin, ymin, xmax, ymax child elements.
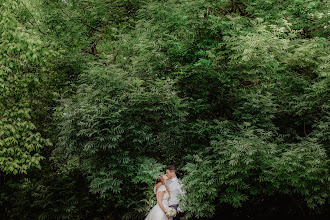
<box><xmin>155</xmin><ymin>178</ymin><xmax>161</xmax><ymax>185</ymax></box>
<box><xmin>155</xmin><ymin>176</ymin><xmax>170</xmax><ymax>195</ymax></box>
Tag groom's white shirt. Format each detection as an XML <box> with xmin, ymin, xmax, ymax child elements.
<box><xmin>167</xmin><ymin>177</ymin><xmax>185</xmax><ymax>206</ymax></box>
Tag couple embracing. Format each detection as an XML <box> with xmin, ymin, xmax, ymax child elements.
<box><xmin>145</xmin><ymin>165</ymin><xmax>185</xmax><ymax>220</ymax></box>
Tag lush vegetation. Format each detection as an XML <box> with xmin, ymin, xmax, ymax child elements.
<box><xmin>1</xmin><ymin>0</ymin><xmax>329</xmax><ymax>219</ymax></box>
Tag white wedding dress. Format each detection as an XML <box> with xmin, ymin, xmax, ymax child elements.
<box><xmin>145</xmin><ymin>185</ymin><xmax>170</xmax><ymax>220</ymax></box>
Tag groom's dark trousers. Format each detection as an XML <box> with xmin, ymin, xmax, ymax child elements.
<box><xmin>169</xmin><ymin>205</ymin><xmax>184</xmax><ymax>220</ymax></box>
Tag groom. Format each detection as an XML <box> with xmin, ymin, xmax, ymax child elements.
<box><xmin>166</xmin><ymin>165</ymin><xmax>185</xmax><ymax>220</ymax></box>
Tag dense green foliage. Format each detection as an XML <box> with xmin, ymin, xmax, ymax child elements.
<box><xmin>1</xmin><ymin>0</ymin><xmax>329</xmax><ymax>219</ymax></box>
<box><xmin>0</xmin><ymin>0</ymin><xmax>57</xmax><ymax>175</ymax></box>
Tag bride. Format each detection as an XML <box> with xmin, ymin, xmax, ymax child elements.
<box><xmin>145</xmin><ymin>175</ymin><xmax>170</xmax><ymax>220</ymax></box>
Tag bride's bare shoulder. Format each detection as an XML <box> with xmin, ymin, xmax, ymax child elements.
<box><xmin>157</xmin><ymin>183</ymin><xmax>167</xmax><ymax>192</ymax></box>
<box><xmin>155</xmin><ymin>182</ymin><xmax>163</xmax><ymax>191</ymax></box>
